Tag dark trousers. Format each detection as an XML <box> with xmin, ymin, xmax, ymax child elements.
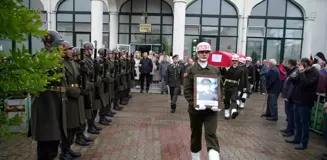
<box><xmin>189</xmin><ymin>111</ymin><xmax>220</xmax><ymax>153</ymax></box>
<box><xmin>99</xmin><ymin>105</ymin><xmax>109</xmax><ymax>119</ymax></box>
<box><xmin>260</xmin><ymin>77</ymin><xmax>267</xmax><ymax>94</ymax></box>
<box><xmin>87</xmin><ymin>110</ymin><xmax>98</xmax><ymax>126</ymax></box>
<box><xmin>266</xmin><ymin>94</ymin><xmax>278</xmax><ymax>119</ymax></box>
<box><xmin>114</xmin><ymin>91</ymin><xmax>124</xmax><ymax>106</ymax></box>
<box><xmin>169</xmin><ymin>86</ymin><xmax>180</xmax><ymax>106</ymax></box>
<box><xmin>254</xmin><ymin>79</ymin><xmax>260</xmax><ymax>92</ymax></box>
<box><xmin>223</xmin><ymin>87</ymin><xmax>238</xmax><ymax>110</ymax></box>
<box><xmin>37</xmin><ymin>141</ymin><xmax>60</xmax><ymax>160</ymax></box>
<box><xmin>76</xmin><ymin>123</ymin><xmax>86</xmax><ymax>137</ymax></box>
<box><xmin>140</xmin><ymin>73</ymin><xmax>151</xmax><ymax>91</ymax></box>
<box><xmin>294</xmin><ymin>105</ymin><xmax>311</xmax><ymax>147</ymax></box>
<box><xmin>60</xmin><ymin>128</ymin><xmax>77</xmax><ymax>151</ymax></box>
<box><xmin>285</xmin><ymin>101</ymin><xmax>295</xmax><ymax>133</ymax></box>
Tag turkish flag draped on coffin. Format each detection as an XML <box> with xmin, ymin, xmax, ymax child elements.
<box><xmin>208</xmin><ymin>51</ymin><xmax>234</xmax><ymax>67</ymax></box>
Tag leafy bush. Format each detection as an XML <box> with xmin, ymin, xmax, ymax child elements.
<box><xmin>0</xmin><ymin>0</ymin><xmax>63</xmax><ymax>139</ymax></box>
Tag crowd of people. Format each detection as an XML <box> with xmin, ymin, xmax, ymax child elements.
<box><xmin>20</xmin><ymin>28</ymin><xmax>327</xmax><ymax>160</ymax></box>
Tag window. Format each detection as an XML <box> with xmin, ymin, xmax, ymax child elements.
<box><xmin>57</xmin><ymin>0</ymin><xmax>110</xmax><ymax>47</ymax></box>
<box><xmin>247</xmin><ymin>0</ymin><xmax>304</xmax><ymax>63</ymax></box>
<box><xmin>118</xmin><ymin>0</ymin><xmax>173</xmax><ymax>52</ymax></box>
<box><xmin>185</xmin><ymin>0</ymin><xmax>238</xmax><ymax>56</ymax></box>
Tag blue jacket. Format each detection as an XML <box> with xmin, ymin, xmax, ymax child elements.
<box><xmin>259</xmin><ymin>64</ymin><xmax>269</xmax><ymax>79</ymax></box>
<box><xmin>139</xmin><ymin>58</ymin><xmax>153</xmax><ymax>74</ymax></box>
<box><xmin>266</xmin><ymin>66</ymin><xmax>281</xmax><ymax>94</ymax></box>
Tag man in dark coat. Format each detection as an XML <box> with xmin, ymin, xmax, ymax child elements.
<box><xmin>265</xmin><ymin>59</ymin><xmax>281</xmax><ymax>121</ymax></box>
<box><xmin>139</xmin><ymin>52</ymin><xmax>153</xmax><ymax>93</ymax></box>
<box><xmin>280</xmin><ymin>59</ymin><xmax>298</xmax><ymax>137</ymax></box>
<box><xmin>254</xmin><ymin>60</ymin><xmax>261</xmax><ymax>92</ymax></box>
<box><xmin>285</xmin><ymin>58</ymin><xmax>319</xmax><ymax>150</ymax></box>
<box><xmin>29</xmin><ymin>30</ymin><xmax>68</xmax><ymax>160</ymax></box>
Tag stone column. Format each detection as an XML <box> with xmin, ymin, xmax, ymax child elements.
<box><xmin>302</xmin><ymin>17</ymin><xmax>315</xmax><ymax>59</ymax></box>
<box><xmin>172</xmin><ymin>0</ymin><xmax>186</xmax><ymax>59</ymax></box>
<box><xmin>109</xmin><ymin>12</ymin><xmax>118</xmax><ymax>50</ymax></box>
<box><xmin>91</xmin><ymin>0</ymin><xmax>103</xmax><ymax>48</ymax></box>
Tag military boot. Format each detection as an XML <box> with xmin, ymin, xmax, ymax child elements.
<box><xmin>94</xmin><ymin>124</ymin><xmax>102</xmax><ymax>131</ymax></box>
<box><xmin>75</xmin><ymin>133</ymin><xmax>89</xmax><ymax>146</ymax></box>
<box><xmin>99</xmin><ymin>118</ymin><xmax>110</xmax><ymax>125</ymax></box>
<box><xmin>82</xmin><ymin>132</ymin><xmax>93</xmax><ymax>142</ymax></box>
<box><xmin>170</xmin><ymin>104</ymin><xmax>176</xmax><ymax>113</ymax></box>
<box><xmin>127</xmin><ymin>93</ymin><xmax>132</xmax><ymax>98</ymax></box>
<box><xmin>114</xmin><ymin>104</ymin><xmax>124</xmax><ymax>111</ymax></box>
<box><xmin>69</xmin><ymin>149</ymin><xmax>81</xmax><ymax>158</ymax></box>
<box><xmin>59</xmin><ymin>150</ymin><xmax>73</xmax><ymax>160</ymax></box>
<box><xmin>87</xmin><ymin>126</ymin><xmax>100</xmax><ymax>134</ymax></box>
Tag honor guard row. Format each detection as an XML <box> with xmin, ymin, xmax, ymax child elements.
<box><xmin>28</xmin><ymin>29</ymin><xmax>136</xmax><ymax>160</ymax></box>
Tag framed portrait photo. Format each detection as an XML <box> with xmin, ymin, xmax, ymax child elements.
<box><xmin>194</xmin><ymin>75</ymin><xmax>220</xmax><ymax>108</ymax></box>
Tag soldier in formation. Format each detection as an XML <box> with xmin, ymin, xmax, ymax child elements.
<box><xmin>183</xmin><ymin>42</ymin><xmax>221</xmax><ymax>160</ymax></box>
<box><xmin>167</xmin><ymin>54</ymin><xmax>184</xmax><ymax>113</ymax></box>
<box><xmin>29</xmin><ymin>29</ymin><xmax>135</xmax><ymax>160</ymax></box>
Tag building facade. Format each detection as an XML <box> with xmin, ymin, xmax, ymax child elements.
<box><xmin>1</xmin><ymin>0</ymin><xmax>326</xmax><ymax>63</ymax></box>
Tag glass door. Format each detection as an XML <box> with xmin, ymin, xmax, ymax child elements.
<box><xmin>246</xmin><ymin>38</ymin><xmax>264</xmax><ymax>63</ymax></box>
<box><xmin>202</xmin><ymin>37</ymin><xmax>217</xmax><ymax>52</ymax></box>
<box><xmin>75</xmin><ymin>33</ymin><xmax>91</xmax><ymax>48</ymax></box>
<box><xmin>265</xmin><ymin>39</ymin><xmax>282</xmax><ymax>64</ymax></box>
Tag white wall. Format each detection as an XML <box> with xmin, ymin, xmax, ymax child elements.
<box><xmin>39</xmin><ymin>0</ymin><xmax>327</xmax><ymax>58</ymax></box>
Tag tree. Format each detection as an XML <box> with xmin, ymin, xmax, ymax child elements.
<box><xmin>0</xmin><ymin>0</ymin><xmax>63</xmax><ymax>139</ymax></box>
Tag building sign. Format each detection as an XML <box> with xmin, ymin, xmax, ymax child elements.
<box><xmin>139</xmin><ymin>24</ymin><xmax>152</xmax><ymax>33</ymax></box>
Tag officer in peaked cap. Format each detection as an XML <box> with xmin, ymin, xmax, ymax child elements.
<box><xmin>167</xmin><ymin>54</ymin><xmax>184</xmax><ymax>113</ymax></box>
<box><xmin>197</xmin><ymin>78</ymin><xmax>216</xmax><ymax>101</ymax></box>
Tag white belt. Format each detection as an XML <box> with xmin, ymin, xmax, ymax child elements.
<box><xmin>224</xmin><ymin>79</ymin><xmax>239</xmax><ymax>85</ymax></box>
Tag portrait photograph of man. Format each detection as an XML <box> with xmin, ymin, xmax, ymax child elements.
<box><xmin>196</xmin><ymin>77</ymin><xmax>219</xmax><ymax>107</ymax></box>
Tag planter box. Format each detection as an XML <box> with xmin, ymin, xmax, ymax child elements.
<box><xmin>4</xmin><ymin>95</ymin><xmax>31</xmax><ymax>132</ymax></box>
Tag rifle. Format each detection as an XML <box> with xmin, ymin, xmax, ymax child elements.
<box><xmin>93</xmin><ymin>40</ymin><xmax>98</xmax><ymax>83</ymax></box>
<box><xmin>79</xmin><ymin>39</ymin><xmax>86</xmax><ymax>89</ymax></box>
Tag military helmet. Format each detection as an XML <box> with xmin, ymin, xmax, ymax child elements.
<box><xmin>73</xmin><ymin>47</ymin><xmax>81</xmax><ymax>55</ymax></box>
<box><xmin>201</xmin><ymin>78</ymin><xmax>212</xmax><ymax>85</ymax></box>
<box><xmin>172</xmin><ymin>54</ymin><xmax>179</xmax><ymax>59</ymax></box>
<box><xmin>42</xmin><ymin>30</ymin><xmax>62</xmax><ymax>46</ymax></box>
<box><xmin>59</xmin><ymin>41</ymin><xmax>74</xmax><ymax>50</ymax></box>
<box><xmin>83</xmin><ymin>42</ymin><xmax>94</xmax><ymax>50</ymax></box>
<box><xmin>98</xmin><ymin>48</ymin><xmax>106</xmax><ymax>55</ymax></box>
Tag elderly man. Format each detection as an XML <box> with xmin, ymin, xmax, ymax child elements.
<box><xmin>264</xmin><ymin>59</ymin><xmax>281</xmax><ymax>121</ymax></box>
<box><xmin>286</xmin><ymin>58</ymin><xmax>319</xmax><ymax>150</ymax></box>
<box><xmin>260</xmin><ymin>60</ymin><xmax>269</xmax><ymax>94</ymax></box>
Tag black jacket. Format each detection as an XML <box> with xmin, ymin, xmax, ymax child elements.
<box><xmin>139</xmin><ymin>58</ymin><xmax>153</xmax><ymax>74</ymax></box>
<box><xmin>290</xmin><ymin>67</ymin><xmax>319</xmax><ymax>107</ymax></box>
<box><xmin>266</xmin><ymin>66</ymin><xmax>281</xmax><ymax>94</ymax></box>
<box><xmin>281</xmin><ymin>67</ymin><xmax>298</xmax><ymax>98</ymax></box>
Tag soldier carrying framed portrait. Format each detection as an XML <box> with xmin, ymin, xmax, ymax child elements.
<box><xmin>194</xmin><ymin>74</ymin><xmax>220</xmax><ymax>109</ymax></box>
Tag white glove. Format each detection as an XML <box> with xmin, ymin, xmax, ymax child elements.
<box><xmin>238</xmin><ymin>91</ymin><xmax>241</xmax><ymax>96</ymax></box>
<box><xmin>211</xmin><ymin>106</ymin><xmax>219</xmax><ymax>112</ymax></box>
<box><xmin>250</xmin><ymin>84</ymin><xmax>254</xmax><ymax>89</ymax></box>
<box><xmin>242</xmin><ymin>93</ymin><xmax>247</xmax><ymax>99</ymax></box>
<box><xmin>243</xmin><ymin>88</ymin><xmax>247</xmax><ymax>92</ymax></box>
<box><xmin>195</xmin><ymin>104</ymin><xmax>206</xmax><ymax>111</ymax></box>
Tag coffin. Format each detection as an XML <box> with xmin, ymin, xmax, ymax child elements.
<box><xmin>208</xmin><ymin>51</ymin><xmax>234</xmax><ymax>67</ymax></box>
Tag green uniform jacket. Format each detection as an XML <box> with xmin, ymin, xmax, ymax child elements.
<box><xmin>106</xmin><ymin>60</ymin><xmax>115</xmax><ymax>100</ymax></box>
<box><xmin>183</xmin><ymin>62</ymin><xmax>221</xmax><ymax>113</ymax></box>
<box><xmin>74</xmin><ymin>60</ymin><xmax>92</xmax><ymax>119</ymax></box>
<box><xmin>223</xmin><ymin>66</ymin><xmax>244</xmax><ymax>91</ymax></box>
<box><xmin>167</xmin><ymin>64</ymin><xmax>184</xmax><ymax>87</ymax></box>
<box><xmin>63</xmin><ymin>59</ymin><xmax>85</xmax><ymax>129</ymax></box>
<box><xmin>94</xmin><ymin>57</ymin><xmax>107</xmax><ymax>109</ymax></box>
<box><xmin>126</xmin><ymin>58</ymin><xmax>133</xmax><ymax>88</ymax></box>
<box><xmin>118</xmin><ymin>59</ymin><xmax>128</xmax><ymax>91</ymax></box>
<box><xmin>30</xmin><ymin>61</ymin><xmax>67</xmax><ymax>141</ymax></box>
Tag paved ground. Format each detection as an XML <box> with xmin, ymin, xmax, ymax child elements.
<box><xmin>0</xmin><ymin>93</ymin><xmax>326</xmax><ymax>160</ymax></box>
